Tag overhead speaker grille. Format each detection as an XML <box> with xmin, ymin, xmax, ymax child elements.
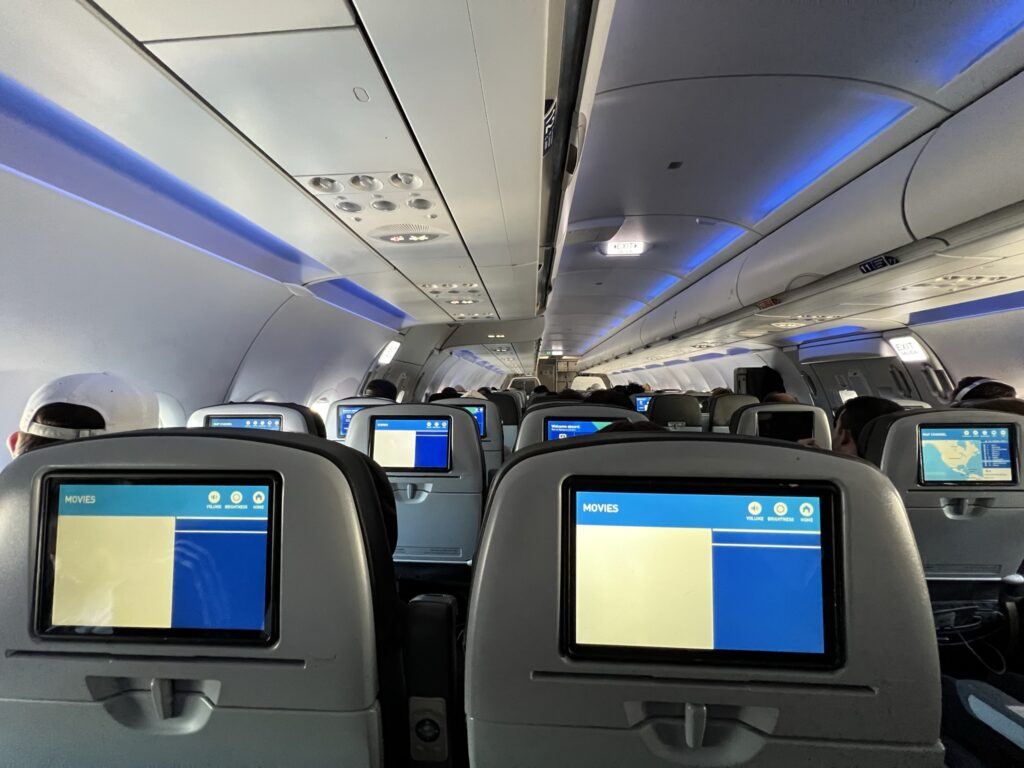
<box><xmin>371</xmin><ymin>223</ymin><xmax>431</xmax><ymax>235</ymax></box>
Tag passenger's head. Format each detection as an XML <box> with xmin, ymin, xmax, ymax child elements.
<box><xmin>11</xmin><ymin>372</ymin><xmax>158</xmax><ymax>458</ymax></box>
<box><xmin>624</xmin><ymin>383</ymin><xmax>644</xmax><ymax>396</ymax></box>
<box><xmin>832</xmin><ymin>396</ymin><xmax>903</xmax><ymax>457</ymax></box>
<box><xmin>558</xmin><ymin>388</ymin><xmax>584</xmax><ymax>400</ymax></box>
<box><xmin>598</xmin><ymin>420</ymin><xmax>669</xmax><ymax>434</ymax></box>
<box><xmin>532</xmin><ymin>385</ymin><xmax>550</xmax><ymax>396</ymax></box>
<box><xmin>763</xmin><ymin>392</ymin><xmax>798</xmax><ymax>404</ymax></box>
<box><xmin>363</xmin><ymin>378</ymin><xmax>398</xmax><ymax>400</ymax></box>
<box><xmin>710</xmin><ymin>387</ymin><xmax>733</xmax><ymax>397</ymax></box>
<box><xmin>951</xmin><ymin>376</ymin><xmax>1017</xmax><ymax>404</ymax></box>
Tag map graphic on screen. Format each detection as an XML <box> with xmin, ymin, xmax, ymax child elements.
<box><xmin>920</xmin><ymin>426</ymin><xmax>1013</xmax><ymax>483</ymax></box>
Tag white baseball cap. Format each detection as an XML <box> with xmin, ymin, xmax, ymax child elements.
<box><xmin>19</xmin><ymin>373</ymin><xmax>159</xmax><ymax>440</ymax></box>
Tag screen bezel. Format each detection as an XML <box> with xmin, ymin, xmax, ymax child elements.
<box><xmin>204</xmin><ymin>414</ymin><xmax>283</xmax><ymax>431</ymax></box>
<box><xmin>369</xmin><ymin>414</ymin><xmax>453</xmax><ymax>473</ymax></box>
<box><xmin>917</xmin><ymin>423</ymin><xmax>1018</xmax><ymax>486</ymax></box>
<box><xmin>460</xmin><ymin>404</ymin><xmax>487</xmax><ymax>438</ymax></box>
<box><xmin>561</xmin><ymin>475</ymin><xmax>844</xmax><ymax>670</ymax></box>
<box><xmin>543</xmin><ymin>416</ymin><xmax>626</xmax><ymax>441</ymax></box>
<box><xmin>336</xmin><ymin>405</ymin><xmax>365</xmax><ymax>440</ymax></box>
<box><xmin>756</xmin><ymin>410</ymin><xmax>815</xmax><ymax>443</ymax></box>
<box><xmin>35</xmin><ymin>471</ymin><xmax>281</xmax><ymax>645</ymax></box>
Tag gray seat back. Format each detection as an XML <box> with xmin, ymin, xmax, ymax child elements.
<box><xmin>514</xmin><ymin>404</ymin><xmax>648</xmax><ymax>451</ymax></box>
<box><xmin>707</xmin><ymin>394</ymin><xmax>759</xmax><ymax>432</ymax></box>
<box><xmin>0</xmin><ymin>430</ymin><xmax>402</xmax><ymax>767</ymax></box>
<box><xmin>647</xmin><ymin>394</ymin><xmax>702</xmax><ymax>431</ymax></box>
<box><xmin>435</xmin><ymin>397</ymin><xmax>505</xmax><ymax>477</ymax></box>
<box><xmin>326</xmin><ymin>397</ymin><xmax>394</xmax><ymax>442</ymax></box>
<box><xmin>485</xmin><ymin>391</ymin><xmax>521</xmax><ymax>454</ymax></box>
<box><xmin>466</xmin><ymin>435</ymin><xmax>942</xmax><ymax>767</ymax></box>
<box><xmin>346</xmin><ymin>404</ymin><xmax>484</xmax><ymax>564</ymax></box>
<box><xmin>860</xmin><ymin>409</ymin><xmax>1024</xmax><ymax>579</ymax></box>
<box><xmin>731</xmin><ymin>403</ymin><xmax>833</xmax><ymax>449</ymax></box>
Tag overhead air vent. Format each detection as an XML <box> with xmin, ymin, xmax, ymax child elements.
<box><xmin>369</xmin><ymin>223</ymin><xmax>447</xmax><ymax>244</ymax></box>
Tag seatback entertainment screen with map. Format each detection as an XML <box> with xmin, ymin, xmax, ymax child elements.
<box><xmin>919</xmin><ymin>424</ymin><xmax>1016</xmax><ymax>484</ymax></box>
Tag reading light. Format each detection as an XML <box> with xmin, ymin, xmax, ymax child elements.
<box><xmin>378</xmin><ymin>340</ymin><xmax>401</xmax><ymax>365</ymax></box>
<box><xmin>598</xmin><ymin>241</ymin><xmax>647</xmax><ymax>256</ymax></box>
<box><xmin>888</xmin><ymin>336</ymin><xmax>928</xmax><ymax>363</ymax></box>
<box><xmin>771</xmin><ymin>321</ymin><xmax>807</xmax><ymax>329</ymax></box>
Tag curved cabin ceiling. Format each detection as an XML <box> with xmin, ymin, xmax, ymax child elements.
<box><xmin>544</xmin><ymin>0</ymin><xmax>1024</xmax><ymax>359</ymax></box>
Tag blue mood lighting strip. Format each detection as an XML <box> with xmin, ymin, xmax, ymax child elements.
<box><xmin>753</xmin><ymin>95</ymin><xmax>913</xmax><ymax>221</ymax></box>
<box><xmin>908</xmin><ymin>289</ymin><xmax>1024</xmax><ymax>326</ymax></box>
<box><xmin>0</xmin><ymin>72</ymin><xmax>408</xmax><ymax>327</ymax></box>
<box><xmin>786</xmin><ymin>325</ymin><xmax>865</xmax><ymax>344</ymax></box>
<box><xmin>931</xmin><ymin>2</ymin><xmax>1024</xmax><ymax>86</ymax></box>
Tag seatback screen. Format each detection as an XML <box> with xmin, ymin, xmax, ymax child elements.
<box><xmin>37</xmin><ymin>474</ymin><xmax>278</xmax><ymax>643</ymax></box>
<box><xmin>461</xmin><ymin>405</ymin><xmax>487</xmax><ymax>438</ymax></box>
<box><xmin>757</xmin><ymin>411</ymin><xmax>814</xmax><ymax>443</ymax></box>
<box><xmin>206</xmin><ymin>416</ymin><xmax>281</xmax><ymax>431</ymax></box>
<box><xmin>337</xmin><ymin>405</ymin><xmax>364</xmax><ymax>439</ymax></box>
<box><xmin>371</xmin><ymin>416</ymin><xmax>451</xmax><ymax>472</ymax></box>
<box><xmin>545</xmin><ymin>418</ymin><xmax>623</xmax><ymax>441</ymax></box>
<box><xmin>564</xmin><ymin>477</ymin><xmax>842</xmax><ymax>668</ymax></box>
<box><xmin>635</xmin><ymin>396</ymin><xmax>652</xmax><ymax>413</ymax></box>
<box><xmin>919</xmin><ymin>424</ymin><xmax>1016</xmax><ymax>484</ymax></box>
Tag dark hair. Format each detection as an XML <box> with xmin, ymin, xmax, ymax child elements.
<box><xmin>953</xmin><ymin>376</ymin><xmax>1017</xmax><ymax>402</ymax></box>
<box><xmin>428</xmin><ymin>387</ymin><xmax>459</xmax><ymax>403</ymax></box>
<box><xmin>624</xmin><ymin>383</ymin><xmax>644</xmax><ymax>396</ymax></box>
<box><xmin>835</xmin><ymin>396</ymin><xmax>903</xmax><ymax>448</ymax></box>
<box><xmin>364</xmin><ymin>378</ymin><xmax>398</xmax><ymax>400</ymax></box>
<box><xmin>763</xmin><ymin>392</ymin><xmax>798</xmax><ymax>404</ymax></box>
<box><xmin>15</xmin><ymin>402</ymin><xmax>106</xmax><ymax>457</ymax></box>
<box><xmin>598</xmin><ymin>420</ymin><xmax>668</xmax><ymax>433</ymax></box>
<box><xmin>532</xmin><ymin>385</ymin><xmax>550</xmax><ymax>395</ymax></box>
<box><xmin>557</xmin><ymin>388</ymin><xmax>584</xmax><ymax>400</ymax></box>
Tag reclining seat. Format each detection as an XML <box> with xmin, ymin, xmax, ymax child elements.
<box><xmin>514</xmin><ymin>403</ymin><xmax>648</xmax><ymax>451</ymax></box>
<box><xmin>0</xmin><ymin>429</ymin><xmax>413</xmax><ymax>766</ymax></box>
<box><xmin>326</xmin><ymin>397</ymin><xmax>394</xmax><ymax>442</ymax></box>
<box><xmin>434</xmin><ymin>397</ymin><xmax>505</xmax><ymax>478</ymax></box>
<box><xmin>483</xmin><ymin>391</ymin><xmax>521</xmax><ymax>454</ymax></box>
<box><xmin>346</xmin><ymin>404</ymin><xmax>484</xmax><ymax>565</ymax></box>
<box><xmin>188</xmin><ymin>402</ymin><xmax>326</xmax><ymax>437</ymax></box>
<box><xmin>467</xmin><ymin>434</ymin><xmax>943</xmax><ymax>766</ymax></box>
<box><xmin>859</xmin><ymin>409</ymin><xmax>1024</xmax><ymax>581</ymax></box>
<box><xmin>647</xmin><ymin>394</ymin><xmax>702</xmax><ymax>431</ymax></box>
<box><xmin>706</xmin><ymin>394</ymin><xmax>758</xmax><ymax>433</ymax></box>
<box><xmin>730</xmin><ymin>403</ymin><xmax>833</xmax><ymax>449</ymax></box>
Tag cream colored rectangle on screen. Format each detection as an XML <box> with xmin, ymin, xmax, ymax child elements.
<box><xmin>576</xmin><ymin>525</ymin><xmax>714</xmax><ymax>649</ymax></box>
<box><xmin>51</xmin><ymin>516</ymin><xmax>175</xmax><ymax>628</ymax></box>
<box><xmin>372</xmin><ymin>429</ymin><xmax>417</xmax><ymax>467</ymax></box>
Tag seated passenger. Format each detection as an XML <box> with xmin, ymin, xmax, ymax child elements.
<box><xmin>624</xmin><ymin>382</ymin><xmax>644</xmax><ymax>396</ymax></box>
<box><xmin>428</xmin><ymin>387</ymin><xmax>459</xmax><ymax>402</ymax></box>
<box><xmin>830</xmin><ymin>396</ymin><xmax>903</xmax><ymax>458</ymax></box>
<box><xmin>557</xmin><ymin>388</ymin><xmax>584</xmax><ymax>401</ymax></box>
<box><xmin>951</xmin><ymin>376</ymin><xmax>1016</xmax><ymax>403</ymax></box>
<box><xmin>710</xmin><ymin>387</ymin><xmax>733</xmax><ymax>396</ymax></box>
<box><xmin>8</xmin><ymin>372</ymin><xmax>158</xmax><ymax>458</ymax></box>
<box><xmin>363</xmin><ymin>378</ymin><xmax>398</xmax><ymax>400</ymax></box>
<box><xmin>763</xmin><ymin>391</ymin><xmax>798</xmax><ymax>404</ymax></box>
<box><xmin>585</xmin><ymin>389</ymin><xmax>632</xmax><ymax>409</ymax></box>
<box><xmin>531</xmin><ymin>385</ymin><xmax>550</xmax><ymax>396</ymax></box>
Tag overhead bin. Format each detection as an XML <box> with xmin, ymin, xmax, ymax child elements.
<box><xmin>906</xmin><ymin>71</ymin><xmax>1024</xmax><ymax>239</ymax></box>
<box><xmin>735</xmin><ymin>136</ymin><xmax>927</xmax><ymax>306</ymax></box>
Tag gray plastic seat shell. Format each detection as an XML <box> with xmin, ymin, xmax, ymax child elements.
<box><xmin>187</xmin><ymin>403</ymin><xmax>316</xmax><ymax>433</ymax></box>
<box><xmin>0</xmin><ymin>434</ymin><xmax>385</xmax><ymax>767</ymax></box>
<box><xmin>434</xmin><ymin>397</ymin><xmax>505</xmax><ymax>476</ymax></box>
<box><xmin>346</xmin><ymin>403</ymin><xmax>484</xmax><ymax>564</ymax></box>
<box><xmin>466</xmin><ymin>436</ymin><xmax>942</xmax><ymax>767</ymax></box>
